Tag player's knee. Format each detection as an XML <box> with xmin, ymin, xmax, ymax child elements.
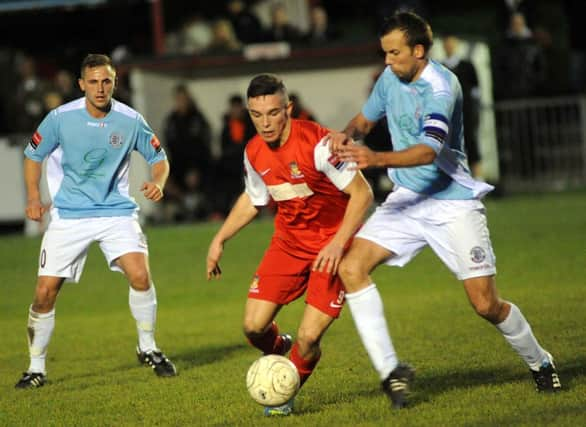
<box><xmin>242</xmin><ymin>320</ymin><xmax>267</xmax><ymax>338</ymax></box>
<box><xmin>473</xmin><ymin>299</ymin><xmax>501</xmax><ymax>322</ymax></box>
<box><xmin>33</xmin><ymin>280</ymin><xmax>60</xmax><ymax>310</ymax></box>
<box><xmin>127</xmin><ymin>269</ymin><xmax>151</xmax><ymax>290</ymax></box>
<box><xmin>295</xmin><ymin>326</ymin><xmax>321</xmax><ymax>351</ymax></box>
<box><xmin>338</xmin><ymin>258</ymin><xmax>364</xmax><ymax>290</ymax></box>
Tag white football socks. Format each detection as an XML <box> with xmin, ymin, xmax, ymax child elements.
<box><xmin>129</xmin><ymin>285</ymin><xmax>158</xmax><ymax>353</ymax></box>
<box><xmin>27</xmin><ymin>306</ymin><xmax>55</xmax><ymax>374</ymax></box>
<box><xmin>345</xmin><ymin>283</ymin><xmax>398</xmax><ymax>380</ymax></box>
<box><xmin>495</xmin><ymin>303</ymin><xmax>548</xmax><ymax>370</ymax></box>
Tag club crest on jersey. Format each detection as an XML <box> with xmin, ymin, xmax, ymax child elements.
<box><xmin>150</xmin><ymin>135</ymin><xmax>162</xmax><ymax>153</ymax></box>
<box><xmin>470</xmin><ymin>246</ymin><xmax>486</xmax><ymax>263</ymax></box>
<box><xmin>29</xmin><ymin>131</ymin><xmax>42</xmax><ymax>150</ymax></box>
<box><xmin>289</xmin><ymin>161</ymin><xmax>304</xmax><ymax>179</ymax></box>
<box><xmin>109</xmin><ymin>132</ymin><xmax>123</xmax><ymax>148</ymax></box>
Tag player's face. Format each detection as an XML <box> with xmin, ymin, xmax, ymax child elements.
<box><xmin>79</xmin><ymin>65</ymin><xmax>116</xmax><ymax>118</ymax></box>
<box><xmin>247</xmin><ymin>93</ymin><xmax>292</xmax><ymax>147</ymax></box>
<box><xmin>380</xmin><ymin>29</ymin><xmax>425</xmax><ymax>83</ymax></box>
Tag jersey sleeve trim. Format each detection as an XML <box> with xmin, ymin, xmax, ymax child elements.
<box><xmin>314</xmin><ymin>137</ymin><xmax>357</xmax><ymax>190</ymax></box>
<box><xmin>243</xmin><ymin>150</ymin><xmax>270</xmax><ymax>205</ymax></box>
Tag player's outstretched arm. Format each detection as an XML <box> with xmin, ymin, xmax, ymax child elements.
<box><xmin>328</xmin><ymin>113</ymin><xmax>375</xmax><ymax>153</ymax></box>
<box><xmin>313</xmin><ymin>172</ymin><xmax>373</xmax><ymax>275</ymax></box>
<box><xmin>337</xmin><ymin>143</ymin><xmax>437</xmax><ymax>170</ymax></box>
<box><xmin>24</xmin><ymin>158</ymin><xmax>50</xmax><ymax>221</ymax></box>
<box><xmin>206</xmin><ymin>192</ymin><xmax>259</xmax><ymax>280</ymax></box>
<box><xmin>141</xmin><ymin>159</ymin><xmax>170</xmax><ymax>202</ymax></box>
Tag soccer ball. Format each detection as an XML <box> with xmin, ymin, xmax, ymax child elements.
<box><xmin>246</xmin><ymin>354</ymin><xmax>300</xmax><ymax>406</ymax></box>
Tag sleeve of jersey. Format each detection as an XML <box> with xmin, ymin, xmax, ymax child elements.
<box><xmin>421</xmin><ymin>94</ymin><xmax>453</xmax><ymax>154</ymax></box>
<box><xmin>243</xmin><ymin>151</ymin><xmax>270</xmax><ymax>206</ymax></box>
<box><xmin>314</xmin><ymin>137</ymin><xmax>357</xmax><ymax>190</ymax></box>
<box><xmin>362</xmin><ymin>70</ymin><xmax>389</xmax><ymax>122</ymax></box>
<box><xmin>24</xmin><ymin>112</ymin><xmax>59</xmax><ymax>162</ymax></box>
<box><xmin>135</xmin><ymin>114</ymin><xmax>167</xmax><ymax>164</ymax></box>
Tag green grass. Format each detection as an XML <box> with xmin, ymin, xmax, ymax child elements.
<box><xmin>1</xmin><ymin>191</ymin><xmax>585</xmax><ymax>426</ymax></box>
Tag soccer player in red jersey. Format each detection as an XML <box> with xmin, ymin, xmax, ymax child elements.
<box><xmin>206</xmin><ymin>73</ymin><xmax>373</xmax><ymax>415</ymax></box>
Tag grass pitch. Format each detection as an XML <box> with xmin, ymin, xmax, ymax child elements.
<box><xmin>0</xmin><ymin>191</ymin><xmax>585</xmax><ymax>426</ymax></box>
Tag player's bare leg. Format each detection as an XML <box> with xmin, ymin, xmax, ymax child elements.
<box><xmin>117</xmin><ymin>252</ymin><xmax>176</xmax><ymax>377</ymax></box>
<box><xmin>463</xmin><ymin>275</ymin><xmax>560</xmax><ymax>391</ymax></box>
<box><xmin>264</xmin><ymin>304</ymin><xmax>334</xmax><ymax>416</ymax></box>
<box><xmin>243</xmin><ymin>298</ymin><xmax>290</xmax><ymax>355</ymax></box>
<box><xmin>15</xmin><ymin>276</ymin><xmax>64</xmax><ymax>389</ymax></box>
<box><xmin>339</xmin><ymin>238</ymin><xmax>414</xmax><ymax>408</ymax></box>
<box><xmin>243</xmin><ymin>298</ymin><xmax>294</xmax><ymax>416</ymax></box>
<box><xmin>291</xmin><ymin>304</ymin><xmax>335</xmax><ymax>384</ymax></box>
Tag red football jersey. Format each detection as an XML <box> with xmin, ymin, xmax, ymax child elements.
<box><xmin>244</xmin><ymin>119</ymin><xmax>356</xmax><ymax>258</ymax></box>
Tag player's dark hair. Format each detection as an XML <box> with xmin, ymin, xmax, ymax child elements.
<box><xmin>246</xmin><ymin>73</ymin><xmax>289</xmax><ymax>104</ymax></box>
<box><xmin>80</xmin><ymin>54</ymin><xmax>114</xmax><ymax>77</ymax></box>
<box><xmin>379</xmin><ymin>11</ymin><xmax>433</xmax><ymax>54</ymax></box>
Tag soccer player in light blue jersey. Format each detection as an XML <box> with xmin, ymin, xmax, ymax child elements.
<box><xmin>15</xmin><ymin>54</ymin><xmax>176</xmax><ymax>389</ymax></box>
<box><xmin>329</xmin><ymin>12</ymin><xmax>560</xmax><ymax>408</ymax></box>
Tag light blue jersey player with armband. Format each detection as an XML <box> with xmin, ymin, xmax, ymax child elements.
<box><xmin>329</xmin><ymin>12</ymin><xmax>560</xmax><ymax>409</ymax></box>
<box><xmin>15</xmin><ymin>54</ymin><xmax>177</xmax><ymax>390</ymax></box>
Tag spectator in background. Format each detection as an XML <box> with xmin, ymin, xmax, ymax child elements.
<box><xmin>215</xmin><ymin>94</ymin><xmax>256</xmax><ymax>217</ymax></box>
<box><xmin>41</xmin><ymin>89</ymin><xmax>63</xmax><ymax>117</ymax></box>
<box><xmin>493</xmin><ymin>12</ymin><xmax>546</xmax><ymax>99</ymax></box>
<box><xmin>226</xmin><ymin>0</ymin><xmax>265</xmax><ymax>44</ymax></box>
<box><xmin>304</xmin><ymin>5</ymin><xmax>339</xmax><ymax>45</ymax></box>
<box><xmin>208</xmin><ymin>19</ymin><xmax>242</xmax><ymax>53</ymax></box>
<box><xmin>266</xmin><ymin>2</ymin><xmax>303</xmax><ymax>43</ymax></box>
<box><xmin>289</xmin><ymin>92</ymin><xmax>316</xmax><ymax>121</ymax></box>
<box><xmin>162</xmin><ymin>84</ymin><xmax>212</xmax><ymax>222</ymax></box>
<box><xmin>53</xmin><ymin>69</ymin><xmax>80</xmax><ymax>103</ymax></box>
<box><xmin>13</xmin><ymin>55</ymin><xmax>47</xmax><ymax>132</ymax></box>
<box><xmin>0</xmin><ymin>48</ymin><xmax>13</xmax><ymax>132</ymax></box>
<box><xmin>497</xmin><ymin>0</ymin><xmax>536</xmax><ymax>33</ymax></box>
<box><xmin>442</xmin><ymin>35</ymin><xmax>482</xmax><ymax>177</ymax></box>
<box><xmin>179</xmin><ymin>12</ymin><xmax>213</xmax><ymax>54</ymax></box>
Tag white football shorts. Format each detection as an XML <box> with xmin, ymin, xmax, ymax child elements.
<box><xmin>37</xmin><ymin>215</ymin><xmax>148</xmax><ymax>283</ymax></box>
<box><xmin>356</xmin><ymin>186</ymin><xmax>496</xmax><ymax>280</ymax></box>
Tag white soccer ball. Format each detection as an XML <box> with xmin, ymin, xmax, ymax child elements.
<box><xmin>246</xmin><ymin>354</ymin><xmax>300</xmax><ymax>406</ymax></box>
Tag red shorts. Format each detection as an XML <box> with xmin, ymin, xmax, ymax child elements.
<box><xmin>248</xmin><ymin>242</ymin><xmax>345</xmax><ymax>318</ymax></box>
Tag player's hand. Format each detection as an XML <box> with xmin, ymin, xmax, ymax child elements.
<box><xmin>313</xmin><ymin>241</ymin><xmax>344</xmax><ymax>275</ymax></box>
<box><xmin>141</xmin><ymin>182</ymin><xmax>164</xmax><ymax>202</ymax></box>
<box><xmin>206</xmin><ymin>239</ymin><xmax>224</xmax><ymax>280</ymax></box>
<box><xmin>25</xmin><ymin>199</ymin><xmax>51</xmax><ymax>221</ymax></box>
<box><xmin>336</xmin><ymin>144</ymin><xmax>377</xmax><ymax>170</ymax></box>
<box><xmin>326</xmin><ymin>131</ymin><xmax>353</xmax><ymax>153</ymax></box>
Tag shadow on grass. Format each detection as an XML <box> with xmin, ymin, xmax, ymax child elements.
<box><xmin>300</xmin><ymin>354</ymin><xmax>586</xmax><ymax>414</ymax></box>
<box><xmin>49</xmin><ymin>342</ymin><xmax>249</xmax><ymax>390</ymax></box>
<box><xmin>412</xmin><ymin>354</ymin><xmax>585</xmax><ymax>405</ymax></box>
<box><xmin>171</xmin><ymin>343</ymin><xmax>249</xmax><ymax>369</ymax></box>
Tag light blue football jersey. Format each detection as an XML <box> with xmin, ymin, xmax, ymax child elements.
<box><xmin>362</xmin><ymin>60</ymin><xmax>493</xmax><ymax>199</ymax></box>
<box><xmin>24</xmin><ymin>97</ymin><xmax>167</xmax><ymax>219</ymax></box>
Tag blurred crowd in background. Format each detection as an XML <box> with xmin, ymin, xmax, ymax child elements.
<box><xmin>0</xmin><ymin>0</ymin><xmax>585</xmax><ymax>224</ymax></box>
